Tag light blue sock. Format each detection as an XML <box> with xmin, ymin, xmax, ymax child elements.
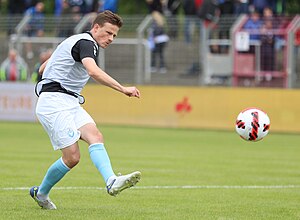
<box><xmin>38</xmin><ymin>157</ymin><xmax>70</xmax><ymax>197</ymax></box>
<box><xmin>89</xmin><ymin>143</ymin><xmax>115</xmax><ymax>183</ymax></box>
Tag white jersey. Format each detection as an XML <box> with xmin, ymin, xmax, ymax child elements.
<box><xmin>41</xmin><ymin>32</ymin><xmax>99</xmax><ymax>94</ymax></box>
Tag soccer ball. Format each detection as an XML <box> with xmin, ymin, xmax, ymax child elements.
<box><xmin>235</xmin><ymin>107</ymin><xmax>270</xmax><ymax>141</ymax></box>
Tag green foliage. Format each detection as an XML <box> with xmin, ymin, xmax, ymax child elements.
<box><xmin>0</xmin><ymin>0</ymin><xmax>7</xmax><ymax>14</ymax></box>
<box><xmin>0</xmin><ymin>122</ymin><xmax>300</xmax><ymax>219</ymax></box>
<box><xmin>118</xmin><ymin>0</ymin><xmax>148</xmax><ymax>15</ymax></box>
<box><xmin>43</xmin><ymin>0</ymin><xmax>55</xmax><ymax>14</ymax></box>
<box><xmin>286</xmin><ymin>0</ymin><xmax>300</xmax><ymax>15</ymax></box>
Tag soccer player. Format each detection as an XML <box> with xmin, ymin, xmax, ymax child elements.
<box><xmin>30</xmin><ymin>10</ymin><xmax>141</xmax><ymax>210</ymax></box>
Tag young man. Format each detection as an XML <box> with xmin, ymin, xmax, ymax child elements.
<box><xmin>30</xmin><ymin>10</ymin><xmax>141</xmax><ymax>210</ymax></box>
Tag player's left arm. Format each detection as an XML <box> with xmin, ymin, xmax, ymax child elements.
<box><xmin>82</xmin><ymin>57</ymin><xmax>140</xmax><ymax>98</ymax></box>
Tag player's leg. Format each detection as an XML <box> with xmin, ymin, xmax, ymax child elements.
<box><xmin>32</xmin><ymin>94</ymin><xmax>81</xmax><ymax>209</ymax></box>
<box><xmin>79</xmin><ymin>122</ymin><xmax>141</xmax><ymax>196</ymax></box>
<box><xmin>79</xmin><ymin>123</ymin><xmax>115</xmax><ymax>183</ymax></box>
<box><xmin>30</xmin><ymin>143</ymin><xmax>79</xmax><ymax>209</ymax></box>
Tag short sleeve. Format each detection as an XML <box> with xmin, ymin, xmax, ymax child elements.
<box><xmin>72</xmin><ymin>39</ymin><xmax>98</xmax><ymax>62</ymax></box>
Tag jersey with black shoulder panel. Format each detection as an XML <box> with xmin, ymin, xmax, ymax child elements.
<box><xmin>41</xmin><ymin>32</ymin><xmax>99</xmax><ymax>94</ymax></box>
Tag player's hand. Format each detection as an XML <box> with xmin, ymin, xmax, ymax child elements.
<box><xmin>123</xmin><ymin>86</ymin><xmax>140</xmax><ymax>98</ymax></box>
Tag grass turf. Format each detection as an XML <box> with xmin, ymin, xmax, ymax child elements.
<box><xmin>0</xmin><ymin>122</ymin><xmax>300</xmax><ymax>219</ymax></box>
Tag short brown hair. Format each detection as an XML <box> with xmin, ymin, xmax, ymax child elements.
<box><xmin>92</xmin><ymin>10</ymin><xmax>123</xmax><ymax>28</ymax></box>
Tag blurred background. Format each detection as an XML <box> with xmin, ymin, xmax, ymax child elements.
<box><xmin>0</xmin><ymin>0</ymin><xmax>300</xmax><ymax>132</ymax></box>
<box><xmin>0</xmin><ymin>0</ymin><xmax>299</xmax><ymax>87</ymax></box>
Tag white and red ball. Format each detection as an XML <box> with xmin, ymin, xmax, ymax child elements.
<box><xmin>235</xmin><ymin>108</ymin><xmax>270</xmax><ymax>141</ymax></box>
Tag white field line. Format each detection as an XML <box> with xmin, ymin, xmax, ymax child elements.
<box><xmin>1</xmin><ymin>185</ymin><xmax>300</xmax><ymax>191</ymax></box>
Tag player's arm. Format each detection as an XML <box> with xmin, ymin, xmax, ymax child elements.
<box><xmin>82</xmin><ymin>57</ymin><xmax>140</xmax><ymax>98</ymax></box>
<box><xmin>38</xmin><ymin>59</ymin><xmax>49</xmax><ymax>75</ymax></box>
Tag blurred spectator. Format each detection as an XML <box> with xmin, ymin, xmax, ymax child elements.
<box><xmin>55</xmin><ymin>0</ymin><xmax>64</xmax><ymax>16</ymax></box>
<box><xmin>195</xmin><ymin>0</ymin><xmax>204</xmax><ymax>9</ymax></box>
<box><xmin>209</xmin><ymin>30</ymin><xmax>222</xmax><ymax>53</ymax></box>
<box><xmin>197</xmin><ymin>0</ymin><xmax>220</xmax><ymax>23</ymax></box>
<box><xmin>31</xmin><ymin>49</ymin><xmax>53</xmax><ymax>82</ymax></box>
<box><xmin>294</xmin><ymin>28</ymin><xmax>300</xmax><ymax>60</ymax></box>
<box><xmin>83</xmin><ymin>0</ymin><xmax>99</xmax><ymax>13</ymax></box>
<box><xmin>262</xmin><ymin>6</ymin><xmax>284</xmax><ymax>46</ymax></box>
<box><xmin>162</xmin><ymin>0</ymin><xmax>181</xmax><ymax>39</ymax></box>
<box><xmin>260</xmin><ymin>8</ymin><xmax>275</xmax><ymax>73</ymax></box>
<box><xmin>243</xmin><ymin>9</ymin><xmax>263</xmax><ymax>53</ymax></box>
<box><xmin>244</xmin><ymin>10</ymin><xmax>262</xmax><ymax>40</ymax></box>
<box><xmin>180</xmin><ymin>0</ymin><xmax>203</xmax><ymax>76</ymax></box>
<box><xmin>7</xmin><ymin>0</ymin><xmax>27</xmax><ymax>36</ymax></box>
<box><xmin>249</xmin><ymin>0</ymin><xmax>269</xmax><ymax>14</ymax></box>
<box><xmin>68</xmin><ymin>0</ymin><xmax>99</xmax><ymax>14</ymax></box>
<box><xmin>218</xmin><ymin>0</ymin><xmax>234</xmax><ymax>15</ymax></box>
<box><xmin>24</xmin><ymin>1</ymin><xmax>45</xmax><ymax>59</ymax></box>
<box><xmin>57</xmin><ymin>1</ymin><xmax>82</xmax><ymax>37</ymax></box>
<box><xmin>249</xmin><ymin>0</ymin><xmax>285</xmax><ymax>15</ymax></box>
<box><xmin>218</xmin><ymin>0</ymin><xmax>234</xmax><ymax>53</ymax></box>
<box><xmin>234</xmin><ymin>0</ymin><xmax>249</xmax><ymax>15</ymax></box>
<box><xmin>294</xmin><ymin>28</ymin><xmax>300</xmax><ymax>46</ymax></box>
<box><xmin>99</xmin><ymin>0</ymin><xmax>119</xmax><ymax>13</ymax></box>
<box><xmin>262</xmin><ymin>6</ymin><xmax>273</xmax><ymax>18</ymax></box>
<box><xmin>146</xmin><ymin>0</ymin><xmax>163</xmax><ymax>13</ymax></box>
<box><xmin>25</xmin><ymin>1</ymin><xmax>45</xmax><ymax>37</ymax></box>
<box><xmin>182</xmin><ymin>0</ymin><xmax>197</xmax><ymax>44</ymax></box>
<box><xmin>261</xmin><ymin>7</ymin><xmax>286</xmax><ymax>78</ymax></box>
<box><xmin>25</xmin><ymin>0</ymin><xmax>39</xmax><ymax>9</ymax></box>
<box><xmin>0</xmin><ymin>49</ymin><xmax>28</xmax><ymax>82</ymax></box>
<box><xmin>68</xmin><ymin>0</ymin><xmax>84</xmax><ymax>12</ymax></box>
<box><xmin>146</xmin><ymin>0</ymin><xmax>169</xmax><ymax>73</ymax></box>
<box><xmin>149</xmin><ymin>12</ymin><xmax>169</xmax><ymax>73</ymax></box>
<box><xmin>262</xmin><ymin>6</ymin><xmax>275</xmax><ymax>24</ymax></box>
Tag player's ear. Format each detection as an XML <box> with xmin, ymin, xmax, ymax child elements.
<box><xmin>94</xmin><ymin>23</ymin><xmax>104</xmax><ymax>29</ymax></box>
<box><xmin>92</xmin><ymin>23</ymin><xmax>99</xmax><ymax>31</ymax></box>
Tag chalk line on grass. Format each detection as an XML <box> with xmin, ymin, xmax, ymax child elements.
<box><xmin>1</xmin><ymin>185</ymin><xmax>300</xmax><ymax>191</ymax></box>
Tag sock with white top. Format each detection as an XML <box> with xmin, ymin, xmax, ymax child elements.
<box><xmin>37</xmin><ymin>157</ymin><xmax>70</xmax><ymax>201</ymax></box>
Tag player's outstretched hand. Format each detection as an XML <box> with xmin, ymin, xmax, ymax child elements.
<box><xmin>123</xmin><ymin>86</ymin><xmax>140</xmax><ymax>98</ymax></box>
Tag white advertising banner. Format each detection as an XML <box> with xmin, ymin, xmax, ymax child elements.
<box><xmin>0</xmin><ymin>82</ymin><xmax>37</xmax><ymax>121</ymax></box>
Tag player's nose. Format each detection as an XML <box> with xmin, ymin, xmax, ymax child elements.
<box><xmin>108</xmin><ymin>35</ymin><xmax>114</xmax><ymax>42</ymax></box>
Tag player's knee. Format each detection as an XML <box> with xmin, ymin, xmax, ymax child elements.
<box><xmin>64</xmin><ymin>153</ymin><xmax>80</xmax><ymax>168</ymax></box>
<box><xmin>87</xmin><ymin>130</ymin><xmax>103</xmax><ymax>144</ymax></box>
<box><xmin>80</xmin><ymin>125</ymin><xmax>104</xmax><ymax>144</ymax></box>
<box><xmin>70</xmin><ymin>154</ymin><xmax>80</xmax><ymax>167</ymax></box>
<box><xmin>94</xmin><ymin>130</ymin><xmax>103</xmax><ymax>142</ymax></box>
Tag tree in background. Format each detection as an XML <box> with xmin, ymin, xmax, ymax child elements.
<box><xmin>285</xmin><ymin>0</ymin><xmax>300</xmax><ymax>15</ymax></box>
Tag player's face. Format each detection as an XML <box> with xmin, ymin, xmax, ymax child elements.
<box><xmin>93</xmin><ymin>22</ymin><xmax>119</xmax><ymax>48</ymax></box>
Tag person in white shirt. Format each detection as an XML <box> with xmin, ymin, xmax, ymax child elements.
<box><xmin>30</xmin><ymin>10</ymin><xmax>141</xmax><ymax>210</ymax></box>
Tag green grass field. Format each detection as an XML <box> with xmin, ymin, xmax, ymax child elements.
<box><xmin>0</xmin><ymin>122</ymin><xmax>300</xmax><ymax>220</ymax></box>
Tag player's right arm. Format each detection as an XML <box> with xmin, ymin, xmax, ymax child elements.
<box><xmin>38</xmin><ymin>59</ymin><xmax>49</xmax><ymax>75</ymax></box>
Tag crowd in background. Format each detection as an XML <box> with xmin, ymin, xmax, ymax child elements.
<box><xmin>7</xmin><ymin>0</ymin><xmax>119</xmax><ymax>17</ymax></box>
<box><xmin>1</xmin><ymin>0</ymin><xmax>120</xmax><ymax>83</ymax></box>
<box><xmin>0</xmin><ymin>0</ymin><xmax>290</xmax><ymax>82</ymax></box>
<box><xmin>144</xmin><ymin>0</ymin><xmax>287</xmax><ymax>75</ymax></box>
